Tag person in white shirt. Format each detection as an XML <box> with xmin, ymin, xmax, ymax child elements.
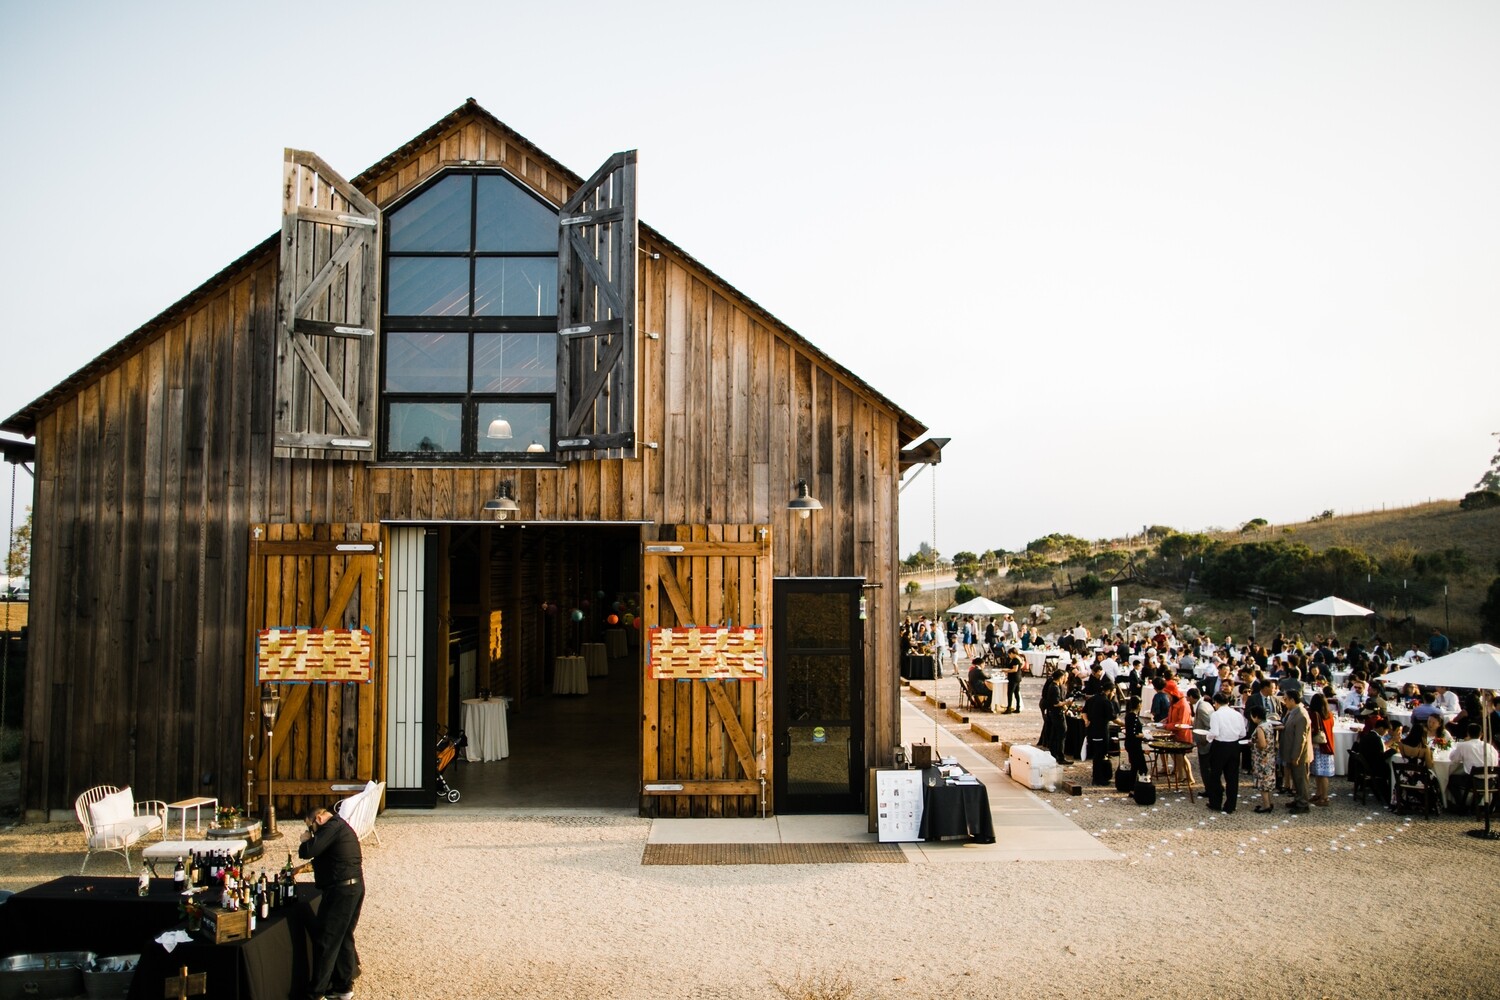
<box><xmin>1000</xmin><ymin>614</ymin><xmax>1020</xmax><ymax>643</ymax></box>
<box><xmin>1434</xmin><ymin>687</ymin><xmax>1461</xmax><ymax>715</ymax></box>
<box><xmin>1448</xmin><ymin>722</ymin><xmax>1500</xmax><ymax>808</ymax></box>
<box><xmin>1340</xmin><ymin>680</ymin><xmax>1369</xmax><ymax>716</ymax></box>
<box><xmin>1204</xmin><ymin>690</ymin><xmax>1248</xmax><ymax>814</ymax></box>
<box><xmin>1099</xmin><ymin>653</ymin><xmax>1119</xmax><ymax>685</ymax></box>
<box><xmin>1072</xmin><ymin>622</ymin><xmax>1089</xmax><ymax>645</ymax></box>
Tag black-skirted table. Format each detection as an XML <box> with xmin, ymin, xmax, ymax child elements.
<box><xmin>901</xmin><ymin>654</ymin><xmax>935</xmax><ymax>681</ymax></box>
<box><xmin>917</xmin><ymin>766</ymin><xmax>996</xmax><ymax>844</ymax></box>
<box><xmin>0</xmin><ymin>876</ymin><xmax>186</xmax><ymax>956</ymax></box>
<box><xmin>126</xmin><ymin>887</ymin><xmax>322</xmax><ymax>1000</ymax></box>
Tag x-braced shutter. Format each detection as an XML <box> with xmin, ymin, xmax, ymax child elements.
<box><xmin>274</xmin><ymin>149</ymin><xmax>382</xmax><ymax>460</ymax></box>
<box><xmin>555</xmin><ymin>151</ymin><xmax>638</xmax><ymax>460</ymax></box>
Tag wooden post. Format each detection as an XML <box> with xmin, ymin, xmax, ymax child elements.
<box><xmin>163</xmin><ymin>965</ymin><xmax>207</xmax><ymax>999</ymax></box>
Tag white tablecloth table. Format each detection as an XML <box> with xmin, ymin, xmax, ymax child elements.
<box><xmin>553</xmin><ymin>656</ymin><xmax>589</xmax><ymax>695</ymax></box>
<box><xmin>1385</xmin><ymin>707</ymin><xmax>1459</xmax><ymax>732</ymax></box>
<box><xmin>605</xmin><ymin>628</ymin><xmax>628</xmax><ymax>658</ymax></box>
<box><xmin>582</xmin><ymin>642</ymin><xmax>609</xmax><ymax>677</ymax></box>
<box><xmin>1020</xmin><ymin>649</ymin><xmax>1067</xmax><ymax>675</ymax></box>
<box><xmin>1331</xmin><ymin>721</ymin><xmax>1362</xmax><ymax>776</ymax></box>
<box><xmin>462</xmin><ymin>697</ymin><xmax>510</xmax><ymax>761</ymax></box>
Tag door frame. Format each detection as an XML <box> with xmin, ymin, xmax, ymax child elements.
<box><xmin>771</xmin><ymin>576</ymin><xmax>865</xmax><ymax>814</ymax></box>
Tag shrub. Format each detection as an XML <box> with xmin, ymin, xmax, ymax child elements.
<box><xmin>1076</xmin><ymin>573</ymin><xmax>1104</xmax><ymax>599</ymax></box>
<box><xmin>1460</xmin><ymin>490</ymin><xmax>1500</xmax><ymax>511</ymax></box>
<box><xmin>953</xmin><ymin>583</ymin><xmax>978</xmax><ymax>604</ymax></box>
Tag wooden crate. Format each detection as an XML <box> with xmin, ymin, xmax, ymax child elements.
<box><xmin>198</xmin><ymin>905</ymin><xmax>251</xmax><ymax>944</ymax></box>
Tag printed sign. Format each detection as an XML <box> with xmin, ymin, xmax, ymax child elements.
<box><xmin>648</xmin><ymin>626</ymin><xmax>766</xmax><ymax>680</ymax></box>
<box><xmin>257</xmin><ymin>627</ymin><xmax>373</xmax><ymax>683</ymax></box>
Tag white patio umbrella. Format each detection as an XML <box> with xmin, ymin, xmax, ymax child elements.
<box><xmin>1380</xmin><ymin>644</ymin><xmax>1500</xmax><ymax>841</ymax></box>
<box><xmin>945</xmin><ymin>596</ymin><xmax>1014</xmax><ymax>616</ymax></box>
<box><xmin>1292</xmin><ymin>595</ymin><xmax>1374</xmax><ymax>635</ymax></box>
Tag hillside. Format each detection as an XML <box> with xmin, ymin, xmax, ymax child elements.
<box><xmin>901</xmin><ymin>500</ymin><xmax>1500</xmax><ymax>646</ymax></box>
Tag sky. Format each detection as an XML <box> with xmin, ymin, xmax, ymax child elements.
<box><xmin>1</xmin><ymin>0</ymin><xmax>1496</xmax><ymax>560</ymax></box>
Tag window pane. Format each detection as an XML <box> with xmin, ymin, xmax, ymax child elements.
<box><xmin>475</xmin><ymin>175</ymin><xmax>559</xmax><ymax>252</ymax></box>
<box><xmin>787</xmin><ymin>654</ymin><xmax>851</xmax><ymax>721</ymax></box>
<box><xmin>473</xmin><ymin>334</ymin><xmax>557</xmax><ymax>394</ymax></box>
<box><xmin>786</xmin><ymin>724</ymin><xmax>850</xmax><ymax>796</ymax></box>
<box><xmin>387</xmin><ymin>258</ymin><xmax>470</xmax><ymax>316</ymax></box>
<box><xmin>476</xmin><ymin>401</ymin><xmax>551</xmax><ymax>454</ymax></box>
<box><xmin>473</xmin><ymin>258</ymin><xmax>556</xmax><ymax>317</ymax></box>
<box><xmin>384</xmin><ymin>332</ymin><xmax>468</xmax><ymax>392</ymax></box>
<box><xmin>388</xmin><ymin>175</ymin><xmax>472</xmax><ymax>252</ymax></box>
<box><xmin>387</xmin><ymin>402</ymin><xmax>462</xmax><ymax>454</ymax></box>
<box><xmin>787</xmin><ymin>593</ymin><xmax>852</xmax><ymax>648</ymax></box>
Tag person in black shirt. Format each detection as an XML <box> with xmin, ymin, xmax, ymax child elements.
<box><xmin>299</xmin><ymin>803</ymin><xmax>365</xmax><ymax>1000</ymax></box>
<box><xmin>967</xmin><ymin>656</ymin><xmax>994</xmax><ymax>712</ymax></box>
<box><xmin>1039</xmin><ymin>669</ymin><xmax>1070</xmax><ymax>763</ymax></box>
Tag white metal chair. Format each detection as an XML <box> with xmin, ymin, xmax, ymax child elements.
<box><xmin>75</xmin><ymin>785</ymin><xmax>167</xmax><ymax>873</ymax></box>
<box><xmin>333</xmin><ymin>780</ymin><xmax>385</xmax><ymax>846</ymax></box>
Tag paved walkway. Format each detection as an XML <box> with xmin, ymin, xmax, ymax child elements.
<box><xmin>647</xmin><ymin>702</ymin><xmax>1116</xmax><ymax>863</ymax></box>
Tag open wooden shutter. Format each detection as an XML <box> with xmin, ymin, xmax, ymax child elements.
<box><xmin>641</xmin><ymin>524</ymin><xmax>772</xmax><ymax>817</ymax></box>
<box><xmin>274</xmin><ymin>149</ymin><xmax>382</xmax><ymax>460</ymax></box>
<box><xmin>244</xmin><ymin>524</ymin><xmax>384</xmax><ymax>815</ymax></box>
<box><xmin>556</xmin><ymin>151</ymin><xmax>638</xmax><ymax>460</ymax></box>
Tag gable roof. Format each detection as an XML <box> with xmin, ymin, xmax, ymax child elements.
<box><xmin>3</xmin><ymin>99</ymin><xmax>926</xmax><ymax>446</ymax></box>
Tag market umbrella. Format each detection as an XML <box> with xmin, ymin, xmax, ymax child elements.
<box><xmin>1292</xmin><ymin>595</ymin><xmax>1373</xmax><ymax>635</ymax></box>
<box><xmin>1380</xmin><ymin>644</ymin><xmax>1500</xmax><ymax>841</ymax></box>
<box><xmin>945</xmin><ymin>596</ymin><xmax>1014</xmax><ymax>616</ymax></box>
<box><xmin>1379</xmin><ymin>643</ymin><xmax>1500</xmax><ymax>690</ymax></box>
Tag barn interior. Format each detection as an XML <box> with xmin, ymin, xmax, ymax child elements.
<box><xmin>434</xmin><ymin>522</ymin><xmax>642</xmax><ymax>810</ymax></box>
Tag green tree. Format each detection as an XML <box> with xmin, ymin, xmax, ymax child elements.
<box><xmin>1076</xmin><ymin>573</ymin><xmax>1104</xmax><ymax>599</ymax></box>
<box><xmin>904</xmin><ymin>580</ymin><xmax>922</xmax><ymax>596</ymax></box>
<box><xmin>1475</xmin><ymin>440</ymin><xmax>1500</xmax><ymax>492</ymax></box>
<box><xmin>6</xmin><ymin>508</ymin><xmax>29</xmax><ymax>584</ymax></box>
<box><xmin>953</xmin><ymin>583</ymin><xmax>978</xmax><ymax>604</ymax></box>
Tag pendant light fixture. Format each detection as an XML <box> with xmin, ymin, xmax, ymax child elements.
<box><xmin>787</xmin><ymin>479</ymin><xmax>822</xmax><ymax>519</ymax></box>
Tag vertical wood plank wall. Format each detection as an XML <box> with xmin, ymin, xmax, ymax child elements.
<box><xmin>18</xmin><ymin>110</ymin><xmax>914</xmax><ymax>816</ymax></box>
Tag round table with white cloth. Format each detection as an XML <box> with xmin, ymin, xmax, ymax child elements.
<box><xmin>581</xmin><ymin>642</ymin><xmax>609</xmax><ymax>677</ymax></box>
<box><xmin>462</xmin><ymin>697</ymin><xmax>510</xmax><ymax>761</ymax></box>
<box><xmin>553</xmin><ymin>656</ymin><xmax>589</xmax><ymax>695</ymax></box>
<box><xmin>604</xmin><ymin>628</ymin><xmax>629</xmax><ymax>658</ymax></box>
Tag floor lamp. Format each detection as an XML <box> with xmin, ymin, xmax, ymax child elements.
<box><xmin>261</xmin><ymin>684</ymin><xmax>283</xmax><ymax>841</ymax></box>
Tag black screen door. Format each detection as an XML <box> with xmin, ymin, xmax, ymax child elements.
<box><xmin>773</xmin><ymin>578</ymin><xmax>864</xmax><ymax>813</ymax></box>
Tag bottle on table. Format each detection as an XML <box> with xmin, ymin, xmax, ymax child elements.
<box><xmin>137</xmin><ymin>867</ymin><xmax>150</xmax><ymax>897</ymax></box>
<box><xmin>173</xmin><ymin>857</ymin><xmax>185</xmax><ymax>889</ymax></box>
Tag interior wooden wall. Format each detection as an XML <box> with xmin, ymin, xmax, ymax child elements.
<box><xmin>17</xmin><ymin>108</ymin><xmax>913</xmax><ymax>817</ymax></box>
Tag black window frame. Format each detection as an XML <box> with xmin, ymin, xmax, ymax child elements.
<box><xmin>379</xmin><ymin>168</ymin><xmax>560</xmax><ymax>464</ymax></box>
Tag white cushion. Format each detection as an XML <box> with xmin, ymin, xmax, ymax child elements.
<box><xmin>87</xmin><ymin>815</ymin><xmax>156</xmax><ymax>850</ymax></box>
<box><xmin>88</xmin><ymin>788</ymin><xmax>134</xmax><ymax>831</ymax></box>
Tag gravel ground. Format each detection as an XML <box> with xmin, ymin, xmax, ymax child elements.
<box><xmin>2</xmin><ymin>673</ymin><xmax>1497</xmax><ymax>999</ymax></box>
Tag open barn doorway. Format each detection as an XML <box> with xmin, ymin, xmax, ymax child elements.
<box><xmin>431</xmin><ymin>522</ymin><xmax>643</xmax><ymax>811</ymax></box>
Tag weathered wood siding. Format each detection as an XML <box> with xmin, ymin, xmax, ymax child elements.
<box><xmin>19</xmin><ymin>108</ymin><xmax>910</xmax><ymax>817</ymax></box>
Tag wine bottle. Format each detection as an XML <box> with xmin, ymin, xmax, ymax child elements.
<box><xmin>173</xmin><ymin>857</ymin><xmax>185</xmax><ymax>889</ymax></box>
<box><xmin>138</xmin><ymin>867</ymin><xmax>150</xmax><ymax>896</ymax></box>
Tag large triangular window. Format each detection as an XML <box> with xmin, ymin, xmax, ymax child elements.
<box><xmin>380</xmin><ymin>170</ymin><xmax>561</xmax><ymax>461</ymax></box>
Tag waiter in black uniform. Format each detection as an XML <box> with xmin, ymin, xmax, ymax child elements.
<box><xmin>299</xmin><ymin>803</ymin><xmax>364</xmax><ymax>1000</ymax></box>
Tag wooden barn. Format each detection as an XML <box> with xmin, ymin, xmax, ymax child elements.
<box><xmin>3</xmin><ymin>100</ymin><xmax>936</xmax><ymax>823</ymax></box>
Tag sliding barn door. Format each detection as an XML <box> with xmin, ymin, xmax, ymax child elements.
<box><xmin>244</xmin><ymin>524</ymin><xmax>384</xmax><ymax>816</ymax></box>
<box><xmin>641</xmin><ymin>524</ymin><xmax>772</xmax><ymax>817</ymax></box>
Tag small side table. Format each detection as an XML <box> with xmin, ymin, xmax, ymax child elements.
<box><xmin>207</xmin><ymin>818</ymin><xmax>264</xmax><ymax>861</ymax></box>
<box><xmin>166</xmin><ymin>796</ymin><xmax>218</xmax><ymax>840</ymax></box>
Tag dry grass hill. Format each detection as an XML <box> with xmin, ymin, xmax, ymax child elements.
<box><xmin>903</xmin><ymin>500</ymin><xmax>1500</xmax><ymax>647</ymax></box>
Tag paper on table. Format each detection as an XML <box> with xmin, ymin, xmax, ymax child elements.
<box><xmin>155</xmin><ymin>929</ymin><xmax>193</xmax><ymax>953</ymax></box>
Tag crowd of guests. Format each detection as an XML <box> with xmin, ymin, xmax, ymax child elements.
<box><xmin>902</xmin><ymin>614</ymin><xmax>1499</xmax><ymax>817</ymax></box>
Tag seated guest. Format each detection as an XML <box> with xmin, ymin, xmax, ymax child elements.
<box><xmin>1353</xmin><ymin>718</ymin><xmax>1395</xmax><ymax>806</ymax></box>
<box><xmin>1399</xmin><ymin>713</ymin><xmax>1446</xmax><ymax>769</ymax></box>
<box><xmin>1434</xmin><ymin>686</ymin><xmax>1461</xmax><ymax>715</ymax></box>
<box><xmin>1082</xmin><ymin>660</ymin><xmax>1106</xmax><ymax>696</ymax></box>
<box><xmin>1448</xmin><ymin>722</ymin><xmax>1500</xmax><ymax>808</ymax></box>
<box><xmin>1411</xmin><ymin>691</ymin><xmax>1440</xmax><ymax>729</ymax></box>
<box><xmin>967</xmin><ymin>656</ymin><xmax>994</xmax><ymax>712</ymax></box>
<box><xmin>1340</xmin><ymin>678</ymin><xmax>1369</xmax><ymax>716</ymax></box>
